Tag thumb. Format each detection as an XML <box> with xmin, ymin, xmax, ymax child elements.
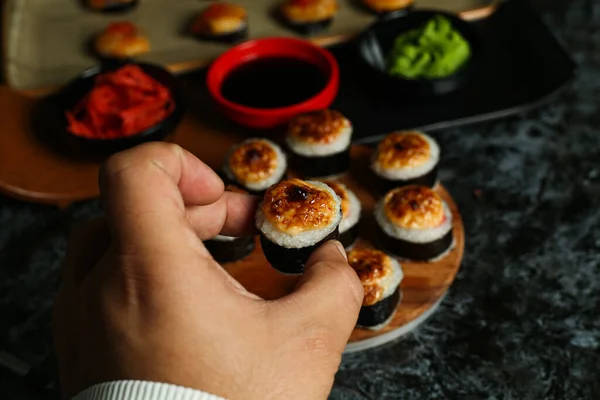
<box><xmin>284</xmin><ymin>241</ymin><xmax>364</xmax><ymax>345</ymax></box>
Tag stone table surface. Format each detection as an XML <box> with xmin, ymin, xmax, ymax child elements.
<box><xmin>1</xmin><ymin>0</ymin><xmax>600</xmax><ymax>399</ymax></box>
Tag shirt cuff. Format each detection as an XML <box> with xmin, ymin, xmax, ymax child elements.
<box><xmin>73</xmin><ymin>380</ymin><xmax>227</xmax><ymax>400</ymax></box>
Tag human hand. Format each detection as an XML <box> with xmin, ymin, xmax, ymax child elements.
<box><xmin>53</xmin><ymin>143</ymin><xmax>363</xmax><ymax>400</ymax></box>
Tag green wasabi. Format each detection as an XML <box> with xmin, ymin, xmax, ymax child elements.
<box><xmin>387</xmin><ymin>15</ymin><xmax>471</xmax><ymax>79</ymax></box>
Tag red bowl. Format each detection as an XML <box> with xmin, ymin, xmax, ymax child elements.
<box><xmin>206</xmin><ymin>37</ymin><xmax>339</xmax><ymax>129</ymax></box>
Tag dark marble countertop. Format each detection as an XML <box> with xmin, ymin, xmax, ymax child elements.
<box><xmin>1</xmin><ymin>1</ymin><xmax>599</xmax><ymax>399</ymax></box>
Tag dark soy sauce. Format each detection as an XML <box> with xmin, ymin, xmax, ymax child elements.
<box><xmin>221</xmin><ymin>57</ymin><xmax>327</xmax><ymax>108</ymax></box>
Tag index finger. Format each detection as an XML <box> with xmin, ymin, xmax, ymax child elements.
<box><xmin>99</xmin><ymin>142</ymin><xmax>223</xmax><ymax>255</ymax></box>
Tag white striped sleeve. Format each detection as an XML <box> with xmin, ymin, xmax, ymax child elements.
<box><xmin>73</xmin><ymin>381</ymin><xmax>227</xmax><ymax>400</ymax></box>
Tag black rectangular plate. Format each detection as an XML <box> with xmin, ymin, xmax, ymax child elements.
<box><xmin>331</xmin><ymin>0</ymin><xmax>577</xmax><ymax>143</ymax></box>
<box><xmin>179</xmin><ymin>0</ymin><xmax>576</xmax><ymax>143</ymax></box>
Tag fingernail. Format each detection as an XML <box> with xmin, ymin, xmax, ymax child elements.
<box><xmin>331</xmin><ymin>240</ymin><xmax>347</xmax><ymax>261</ymax></box>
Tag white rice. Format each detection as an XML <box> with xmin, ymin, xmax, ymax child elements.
<box><xmin>379</xmin><ymin>257</ymin><xmax>404</xmax><ymax>301</ymax></box>
<box><xmin>222</xmin><ymin>138</ymin><xmax>287</xmax><ymax>192</ymax></box>
<box><xmin>371</xmin><ymin>133</ymin><xmax>440</xmax><ymax>181</ymax></box>
<box><xmin>336</xmin><ymin>185</ymin><xmax>362</xmax><ymax>234</ymax></box>
<box><xmin>255</xmin><ymin>181</ymin><xmax>342</xmax><ymax>249</ymax></box>
<box><xmin>374</xmin><ymin>198</ymin><xmax>453</xmax><ymax>243</ymax></box>
<box><xmin>286</xmin><ymin>125</ymin><xmax>352</xmax><ymax>157</ymax></box>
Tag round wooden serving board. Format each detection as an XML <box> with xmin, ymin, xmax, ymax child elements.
<box><xmin>224</xmin><ymin>146</ymin><xmax>464</xmax><ymax>353</ymax></box>
<box><xmin>0</xmin><ymin>86</ymin><xmax>464</xmax><ymax>350</ymax></box>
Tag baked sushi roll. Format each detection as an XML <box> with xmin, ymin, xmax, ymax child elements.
<box><xmin>279</xmin><ymin>0</ymin><xmax>339</xmax><ymax>35</ymax></box>
<box><xmin>204</xmin><ymin>235</ymin><xmax>255</xmax><ymax>263</ymax></box>
<box><xmin>256</xmin><ymin>178</ymin><xmax>342</xmax><ymax>275</ymax></box>
<box><xmin>85</xmin><ymin>0</ymin><xmax>138</xmax><ymax>12</ymax></box>
<box><xmin>375</xmin><ymin>185</ymin><xmax>454</xmax><ymax>262</ymax></box>
<box><xmin>286</xmin><ymin>109</ymin><xmax>352</xmax><ymax>178</ymax></box>
<box><xmin>362</xmin><ymin>0</ymin><xmax>413</xmax><ymax>14</ymax></box>
<box><xmin>203</xmin><ymin>185</ymin><xmax>256</xmax><ymax>263</ymax></box>
<box><xmin>371</xmin><ymin>131</ymin><xmax>440</xmax><ymax>193</ymax></box>
<box><xmin>190</xmin><ymin>3</ymin><xmax>248</xmax><ymax>43</ymax></box>
<box><xmin>348</xmin><ymin>248</ymin><xmax>403</xmax><ymax>330</ymax></box>
<box><xmin>323</xmin><ymin>181</ymin><xmax>361</xmax><ymax>249</ymax></box>
<box><xmin>222</xmin><ymin>138</ymin><xmax>287</xmax><ymax>195</ymax></box>
<box><xmin>95</xmin><ymin>22</ymin><xmax>150</xmax><ymax>59</ymax></box>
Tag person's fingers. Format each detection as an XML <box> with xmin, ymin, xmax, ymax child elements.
<box><xmin>62</xmin><ymin>218</ymin><xmax>111</xmax><ymax>286</ymax></box>
<box><xmin>186</xmin><ymin>192</ymin><xmax>259</xmax><ymax>240</ymax></box>
<box><xmin>99</xmin><ymin>143</ymin><xmax>223</xmax><ymax>256</ymax></box>
<box><xmin>275</xmin><ymin>241</ymin><xmax>363</xmax><ymax>351</ymax></box>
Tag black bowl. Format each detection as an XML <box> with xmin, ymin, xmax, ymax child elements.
<box><xmin>357</xmin><ymin>10</ymin><xmax>481</xmax><ymax>97</ymax></box>
<box><xmin>34</xmin><ymin>62</ymin><xmax>185</xmax><ymax>161</ymax></box>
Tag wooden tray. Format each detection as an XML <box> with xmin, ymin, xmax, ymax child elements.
<box><xmin>223</xmin><ymin>146</ymin><xmax>464</xmax><ymax>353</ymax></box>
<box><xmin>3</xmin><ymin>0</ymin><xmax>497</xmax><ymax>91</ymax></box>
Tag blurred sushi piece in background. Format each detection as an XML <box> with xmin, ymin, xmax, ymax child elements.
<box><xmin>222</xmin><ymin>138</ymin><xmax>287</xmax><ymax>195</ymax></box>
<box><xmin>371</xmin><ymin>131</ymin><xmax>440</xmax><ymax>193</ymax></box>
<box><xmin>279</xmin><ymin>0</ymin><xmax>339</xmax><ymax>35</ymax></box>
<box><xmin>190</xmin><ymin>2</ymin><xmax>248</xmax><ymax>43</ymax></box>
<box><xmin>286</xmin><ymin>109</ymin><xmax>352</xmax><ymax>178</ymax></box>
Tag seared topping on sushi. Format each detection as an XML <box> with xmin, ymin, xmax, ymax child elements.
<box><xmin>262</xmin><ymin>179</ymin><xmax>341</xmax><ymax>235</ymax></box>
<box><xmin>374</xmin><ymin>131</ymin><xmax>432</xmax><ymax>170</ymax></box>
<box><xmin>287</xmin><ymin>109</ymin><xmax>350</xmax><ymax>144</ymax></box>
<box><xmin>348</xmin><ymin>249</ymin><xmax>402</xmax><ymax>306</ymax></box>
<box><xmin>191</xmin><ymin>3</ymin><xmax>247</xmax><ymax>36</ymax></box>
<box><xmin>363</xmin><ymin>0</ymin><xmax>413</xmax><ymax>13</ymax></box>
<box><xmin>384</xmin><ymin>186</ymin><xmax>445</xmax><ymax>229</ymax></box>
<box><xmin>95</xmin><ymin>22</ymin><xmax>150</xmax><ymax>58</ymax></box>
<box><xmin>281</xmin><ymin>0</ymin><xmax>339</xmax><ymax>23</ymax></box>
<box><xmin>228</xmin><ymin>139</ymin><xmax>279</xmax><ymax>185</ymax></box>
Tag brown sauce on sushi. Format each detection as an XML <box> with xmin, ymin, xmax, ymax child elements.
<box><xmin>229</xmin><ymin>141</ymin><xmax>278</xmax><ymax>184</ymax></box>
<box><xmin>384</xmin><ymin>186</ymin><xmax>445</xmax><ymax>229</ymax></box>
<box><xmin>374</xmin><ymin>132</ymin><xmax>431</xmax><ymax>169</ymax></box>
<box><xmin>348</xmin><ymin>249</ymin><xmax>393</xmax><ymax>306</ymax></box>
<box><xmin>221</xmin><ymin>57</ymin><xmax>327</xmax><ymax>109</ymax></box>
<box><xmin>288</xmin><ymin>109</ymin><xmax>350</xmax><ymax>144</ymax></box>
<box><xmin>262</xmin><ymin>179</ymin><xmax>338</xmax><ymax>234</ymax></box>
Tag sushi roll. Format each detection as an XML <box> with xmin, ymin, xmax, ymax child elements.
<box><xmin>375</xmin><ymin>185</ymin><xmax>454</xmax><ymax>262</ymax></box>
<box><xmin>323</xmin><ymin>181</ymin><xmax>361</xmax><ymax>249</ymax></box>
<box><xmin>85</xmin><ymin>0</ymin><xmax>138</xmax><ymax>12</ymax></box>
<box><xmin>371</xmin><ymin>131</ymin><xmax>440</xmax><ymax>193</ymax></box>
<box><xmin>222</xmin><ymin>138</ymin><xmax>287</xmax><ymax>195</ymax></box>
<box><xmin>286</xmin><ymin>109</ymin><xmax>352</xmax><ymax>178</ymax></box>
<box><xmin>256</xmin><ymin>178</ymin><xmax>342</xmax><ymax>275</ymax></box>
<box><xmin>362</xmin><ymin>0</ymin><xmax>413</xmax><ymax>14</ymax></box>
<box><xmin>190</xmin><ymin>3</ymin><xmax>248</xmax><ymax>43</ymax></box>
<box><xmin>94</xmin><ymin>22</ymin><xmax>150</xmax><ymax>59</ymax></box>
<box><xmin>204</xmin><ymin>235</ymin><xmax>255</xmax><ymax>263</ymax></box>
<box><xmin>203</xmin><ymin>185</ymin><xmax>256</xmax><ymax>263</ymax></box>
<box><xmin>279</xmin><ymin>0</ymin><xmax>339</xmax><ymax>35</ymax></box>
<box><xmin>348</xmin><ymin>248</ymin><xmax>403</xmax><ymax>330</ymax></box>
